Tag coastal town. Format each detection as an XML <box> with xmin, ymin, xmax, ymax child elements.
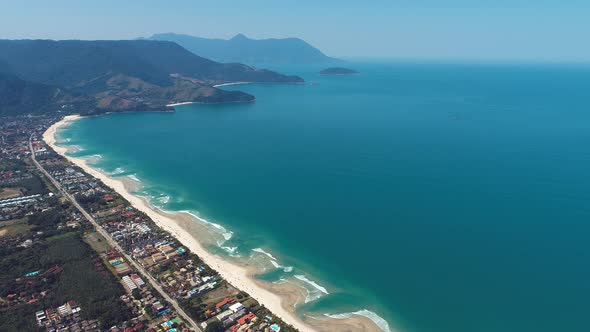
<box><xmin>0</xmin><ymin>113</ymin><xmax>297</xmax><ymax>332</ymax></box>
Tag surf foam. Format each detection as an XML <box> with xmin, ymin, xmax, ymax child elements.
<box><xmin>325</xmin><ymin>310</ymin><xmax>392</xmax><ymax>332</ymax></box>
<box><xmin>252</xmin><ymin>248</ymin><xmax>278</xmax><ymax>261</ymax></box>
<box><xmin>294</xmin><ymin>274</ymin><xmax>329</xmax><ymax>302</ymax></box>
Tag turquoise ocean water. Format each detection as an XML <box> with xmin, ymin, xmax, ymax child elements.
<box><xmin>57</xmin><ymin>61</ymin><xmax>590</xmax><ymax>332</ymax></box>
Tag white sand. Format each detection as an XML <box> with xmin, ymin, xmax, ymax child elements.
<box><xmin>43</xmin><ymin>115</ymin><xmax>316</xmax><ymax>332</ymax></box>
<box><xmin>43</xmin><ymin>115</ymin><xmax>385</xmax><ymax>332</ymax></box>
<box><xmin>212</xmin><ymin>82</ymin><xmax>253</xmax><ymax>88</ymax></box>
<box><xmin>166</xmin><ymin>101</ymin><xmax>198</xmax><ymax>107</ymax></box>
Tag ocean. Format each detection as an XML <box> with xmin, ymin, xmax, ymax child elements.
<box><xmin>57</xmin><ymin>61</ymin><xmax>590</xmax><ymax>332</ymax></box>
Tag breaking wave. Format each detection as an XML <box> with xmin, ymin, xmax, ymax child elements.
<box><xmin>252</xmin><ymin>248</ymin><xmax>278</xmax><ymax>261</ymax></box>
<box><xmin>252</xmin><ymin>248</ymin><xmax>293</xmax><ymax>273</ymax></box>
<box><xmin>294</xmin><ymin>274</ymin><xmax>329</xmax><ymax>303</ymax></box>
<box><xmin>111</xmin><ymin>167</ymin><xmax>127</xmax><ymax>175</ymax></box>
<box><xmin>127</xmin><ymin>174</ymin><xmax>141</xmax><ymax>183</ymax></box>
<box><xmin>180</xmin><ymin>210</ymin><xmax>234</xmax><ymax>243</ymax></box>
<box><xmin>325</xmin><ymin>310</ymin><xmax>392</xmax><ymax>332</ymax></box>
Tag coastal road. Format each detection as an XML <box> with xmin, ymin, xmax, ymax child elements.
<box><xmin>29</xmin><ymin>134</ymin><xmax>202</xmax><ymax>331</ymax></box>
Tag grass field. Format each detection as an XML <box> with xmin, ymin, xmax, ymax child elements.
<box><xmin>0</xmin><ymin>187</ymin><xmax>23</xmax><ymax>199</ymax></box>
<box><xmin>46</xmin><ymin>231</ymin><xmax>78</xmax><ymax>242</ymax></box>
<box><xmin>0</xmin><ymin>218</ymin><xmax>33</xmax><ymax>237</ymax></box>
<box><xmin>83</xmin><ymin>231</ymin><xmax>111</xmax><ymax>253</ymax></box>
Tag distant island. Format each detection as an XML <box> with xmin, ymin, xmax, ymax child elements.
<box><xmin>319</xmin><ymin>68</ymin><xmax>359</xmax><ymax>76</ymax></box>
<box><xmin>0</xmin><ymin>39</ymin><xmax>304</xmax><ymax>116</ymax></box>
<box><xmin>146</xmin><ymin>33</ymin><xmax>342</xmax><ymax>65</ymax></box>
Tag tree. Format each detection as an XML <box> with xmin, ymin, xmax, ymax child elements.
<box><xmin>131</xmin><ymin>288</ymin><xmax>141</xmax><ymax>300</ymax></box>
<box><xmin>205</xmin><ymin>320</ymin><xmax>224</xmax><ymax>332</ymax></box>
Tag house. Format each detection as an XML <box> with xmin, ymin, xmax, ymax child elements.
<box><xmin>152</xmin><ymin>253</ymin><xmax>166</xmax><ymax>263</ymax></box>
<box><xmin>216</xmin><ymin>297</ymin><xmax>235</xmax><ymax>310</ymax></box>
<box><xmin>229</xmin><ymin>302</ymin><xmax>245</xmax><ymax>313</ymax></box>
<box><xmin>130</xmin><ymin>274</ymin><xmax>146</xmax><ymax>288</ymax></box>
<box><xmin>122</xmin><ymin>275</ymin><xmax>138</xmax><ymax>292</ymax></box>
<box><xmin>237</xmin><ymin>313</ymin><xmax>257</xmax><ymax>325</ymax></box>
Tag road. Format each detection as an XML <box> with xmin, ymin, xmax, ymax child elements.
<box><xmin>30</xmin><ymin>134</ymin><xmax>201</xmax><ymax>331</ymax></box>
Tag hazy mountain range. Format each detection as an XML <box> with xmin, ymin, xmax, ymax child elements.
<box><xmin>0</xmin><ymin>39</ymin><xmax>303</xmax><ymax>115</ymax></box>
<box><xmin>147</xmin><ymin>33</ymin><xmax>341</xmax><ymax>65</ymax></box>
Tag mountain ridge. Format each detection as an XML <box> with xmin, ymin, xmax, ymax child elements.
<box><xmin>147</xmin><ymin>33</ymin><xmax>341</xmax><ymax>65</ymax></box>
<box><xmin>0</xmin><ymin>39</ymin><xmax>303</xmax><ymax>114</ymax></box>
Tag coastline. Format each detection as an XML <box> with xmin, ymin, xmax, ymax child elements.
<box><xmin>44</xmin><ymin>115</ymin><xmax>386</xmax><ymax>332</ymax></box>
<box><xmin>212</xmin><ymin>81</ymin><xmax>253</xmax><ymax>88</ymax></box>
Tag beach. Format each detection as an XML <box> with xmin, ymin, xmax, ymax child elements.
<box><xmin>43</xmin><ymin>115</ymin><xmax>384</xmax><ymax>332</ymax></box>
<box><xmin>212</xmin><ymin>82</ymin><xmax>253</xmax><ymax>88</ymax></box>
<box><xmin>166</xmin><ymin>101</ymin><xmax>198</xmax><ymax>107</ymax></box>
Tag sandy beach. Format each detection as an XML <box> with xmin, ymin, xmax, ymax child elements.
<box><xmin>166</xmin><ymin>101</ymin><xmax>198</xmax><ymax>107</ymax></box>
<box><xmin>43</xmin><ymin>115</ymin><xmax>385</xmax><ymax>332</ymax></box>
<box><xmin>212</xmin><ymin>81</ymin><xmax>253</xmax><ymax>88</ymax></box>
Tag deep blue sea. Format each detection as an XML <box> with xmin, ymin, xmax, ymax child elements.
<box><xmin>58</xmin><ymin>61</ymin><xmax>590</xmax><ymax>332</ymax></box>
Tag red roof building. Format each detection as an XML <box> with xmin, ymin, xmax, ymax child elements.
<box><xmin>237</xmin><ymin>313</ymin><xmax>256</xmax><ymax>325</ymax></box>
<box><xmin>215</xmin><ymin>297</ymin><xmax>235</xmax><ymax>309</ymax></box>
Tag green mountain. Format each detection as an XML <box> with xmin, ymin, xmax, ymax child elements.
<box><xmin>0</xmin><ymin>40</ymin><xmax>302</xmax><ymax>113</ymax></box>
<box><xmin>147</xmin><ymin>33</ymin><xmax>341</xmax><ymax>65</ymax></box>
<box><xmin>0</xmin><ymin>40</ymin><xmax>303</xmax><ymax>89</ymax></box>
<box><xmin>0</xmin><ymin>73</ymin><xmax>84</xmax><ymax>116</ymax></box>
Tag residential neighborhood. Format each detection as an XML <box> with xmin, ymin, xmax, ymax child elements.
<box><xmin>1</xmin><ymin>114</ymin><xmax>296</xmax><ymax>332</ymax></box>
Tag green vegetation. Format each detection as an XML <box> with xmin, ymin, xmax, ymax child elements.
<box><xmin>0</xmin><ymin>39</ymin><xmax>304</xmax><ymax>115</ymax></box>
<box><xmin>205</xmin><ymin>320</ymin><xmax>224</xmax><ymax>332</ymax></box>
<box><xmin>46</xmin><ymin>231</ymin><xmax>78</xmax><ymax>242</ymax></box>
<box><xmin>83</xmin><ymin>231</ymin><xmax>111</xmax><ymax>253</ymax></box>
<box><xmin>0</xmin><ymin>159</ymin><xmax>20</xmax><ymax>172</ymax></box>
<box><xmin>0</xmin><ymin>233</ymin><xmax>133</xmax><ymax>330</ymax></box>
<box><xmin>0</xmin><ymin>219</ymin><xmax>33</xmax><ymax>237</ymax></box>
<box><xmin>3</xmin><ymin>173</ymin><xmax>48</xmax><ymax>195</ymax></box>
<box><xmin>0</xmin><ymin>73</ymin><xmax>69</xmax><ymax>116</ymax></box>
<box><xmin>27</xmin><ymin>208</ymin><xmax>66</xmax><ymax>233</ymax></box>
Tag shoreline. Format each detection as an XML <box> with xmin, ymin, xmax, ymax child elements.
<box><xmin>44</xmin><ymin>115</ymin><xmax>386</xmax><ymax>332</ymax></box>
<box><xmin>212</xmin><ymin>81</ymin><xmax>253</xmax><ymax>88</ymax></box>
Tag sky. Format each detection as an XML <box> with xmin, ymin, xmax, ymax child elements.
<box><xmin>2</xmin><ymin>0</ymin><xmax>590</xmax><ymax>61</ymax></box>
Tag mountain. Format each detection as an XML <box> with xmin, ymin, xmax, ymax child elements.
<box><xmin>0</xmin><ymin>73</ymin><xmax>78</xmax><ymax>115</ymax></box>
<box><xmin>0</xmin><ymin>40</ymin><xmax>303</xmax><ymax>113</ymax></box>
<box><xmin>147</xmin><ymin>33</ymin><xmax>341</xmax><ymax>65</ymax></box>
<box><xmin>0</xmin><ymin>40</ymin><xmax>303</xmax><ymax>89</ymax></box>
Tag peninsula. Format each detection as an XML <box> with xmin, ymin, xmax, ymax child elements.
<box><xmin>0</xmin><ymin>39</ymin><xmax>304</xmax><ymax>115</ymax></box>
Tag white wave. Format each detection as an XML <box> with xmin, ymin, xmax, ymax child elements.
<box><xmin>325</xmin><ymin>310</ymin><xmax>392</xmax><ymax>332</ymax></box>
<box><xmin>127</xmin><ymin>174</ymin><xmax>141</xmax><ymax>183</ymax></box>
<box><xmin>294</xmin><ymin>275</ymin><xmax>329</xmax><ymax>299</ymax></box>
<box><xmin>305</xmin><ymin>291</ymin><xmax>323</xmax><ymax>303</ymax></box>
<box><xmin>182</xmin><ymin>210</ymin><xmax>231</xmax><ymax>234</ymax></box>
<box><xmin>179</xmin><ymin>210</ymin><xmax>234</xmax><ymax>246</ymax></box>
<box><xmin>111</xmin><ymin>167</ymin><xmax>126</xmax><ymax>175</ymax></box>
<box><xmin>89</xmin><ymin>154</ymin><xmax>103</xmax><ymax>160</ymax></box>
<box><xmin>269</xmin><ymin>260</ymin><xmax>294</xmax><ymax>273</ymax></box>
<box><xmin>157</xmin><ymin>195</ymin><xmax>171</xmax><ymax>204</ymax></box>
<box><xmin>221</xmin><ymin>246</ymin><xmax>239</xmax><ymax>255</ymax></box>
<box><xmin>273</xmin><ymin>278</ymin><xmax>287</xmax><ymax>284</ymax></box>
<box><xmin>252</xmin><ymin>248</ymin><xmax>278</xmax><ymax>261</ymax></box>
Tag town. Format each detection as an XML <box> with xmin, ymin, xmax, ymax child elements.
<box><xmin>0</xmin><ymin>113</ymin><xmax>295</xmax><ymax>332</ymax></box>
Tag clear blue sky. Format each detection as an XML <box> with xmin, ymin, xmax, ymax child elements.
<box><xmin>2</xmin><ymin>0</ymin><xmax>590</xmax><ymax>61</ymax></box>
